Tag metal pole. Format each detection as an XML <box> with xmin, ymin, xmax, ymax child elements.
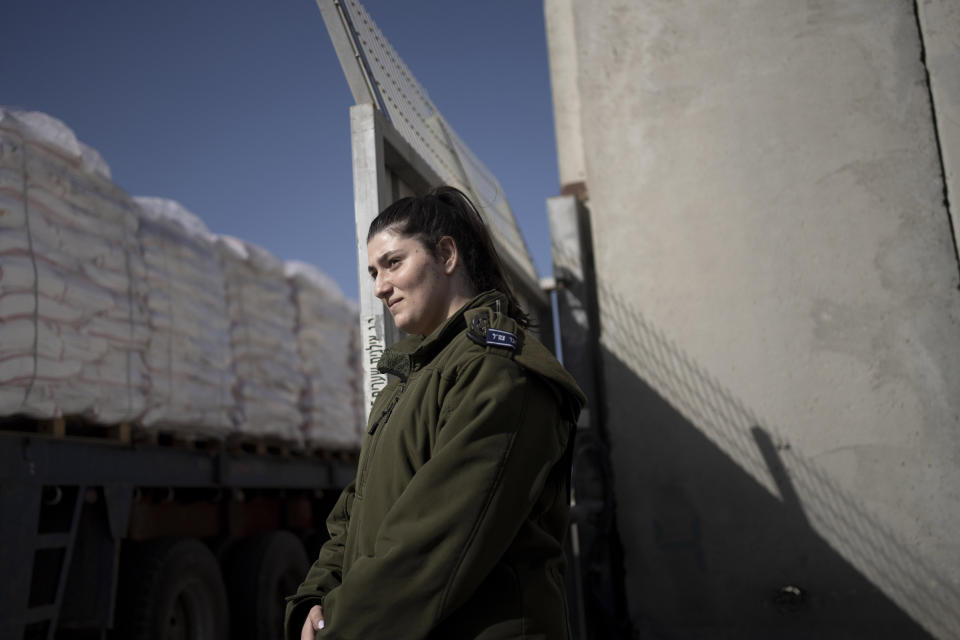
<box><xmin>549</xmin><ymin>195</ymin><xmax>629</xmax><ymax>639</ymax></box>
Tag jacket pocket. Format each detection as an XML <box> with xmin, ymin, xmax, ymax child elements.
<box><xmin>430</xmin><ymin>562</ymin><xmax>523</xmax><ymax>639</ymax></box>
<box><xmin>356</xmin><ymin>384</ymin><xmax>403</xmax><ymax>497</ymax></box>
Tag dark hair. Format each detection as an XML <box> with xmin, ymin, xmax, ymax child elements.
<box><xmin>367</xmin><ymin>185</ymin><xmax>530</xmax><ymax>327</ymax></box>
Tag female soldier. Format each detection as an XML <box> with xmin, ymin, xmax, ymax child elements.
<box><xmin>285</xmin><ymin>186</ymin><xmax>585</xmax><ymax>639</ymax></box>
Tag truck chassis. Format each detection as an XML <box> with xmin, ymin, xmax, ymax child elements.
<box><xmin>0</xmin><ymin>425</ymin><xmax>356</xmax><ymax>640</ymax></box>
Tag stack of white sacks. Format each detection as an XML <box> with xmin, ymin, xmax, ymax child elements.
<box><xmin>0</xmin><ymin>108</ymin><xmax>362</xmax><ymax>450</ymax></box>
<box><xmin>286</xmin><ymin>261</ymin><xmax>362</xmax><ymax>450</ymax></box>
<box><xmin>0</xmin><ymin>108</ymin><xmax>149</xmax><ymax>423</ymax></box>
<box><xmin>136</xmin><ymin>197</ymin><xmax>235</xmax><ymax>434</ymax></box>
<box><xmin>217</xmin><ymin>236</ymin><xmax>304</xmax><ymax>443</ymax></box>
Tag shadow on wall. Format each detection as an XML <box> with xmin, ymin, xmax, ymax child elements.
<box><xmin>586</xmin><ymin>275</ymin><xmax>959</xmax><ymax>639</ymax></box>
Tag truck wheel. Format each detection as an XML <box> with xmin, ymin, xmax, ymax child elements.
<box><xmin>114</xmin><ymin>537</ymin><xmax>229</xmax><ymax>640</ymax></box>
<box><xmin>223</xmin><ymin>531</ymin><xmax>309</xmax><ymax>640</ymax></box>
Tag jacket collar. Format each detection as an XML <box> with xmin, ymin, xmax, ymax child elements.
<box><xmin>377</xmin><ymin>290</ymin><xmax>507</xmax><ymax>381</ymax></box>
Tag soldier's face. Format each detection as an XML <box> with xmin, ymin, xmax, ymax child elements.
<box><xmin>367</xmin><ymin>229</ymin><xmax>452</xmax><ymax>336</ymax></box>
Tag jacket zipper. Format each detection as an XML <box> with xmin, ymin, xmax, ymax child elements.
<box><xmin>368</xmin><ymin>383</ymin><xmax>403</xmax><ymax>435</ymax></box>
<box><xmin>358</xmin><ymin>383</ymin><xmax>404</xmax><ymax>494</ymax></box>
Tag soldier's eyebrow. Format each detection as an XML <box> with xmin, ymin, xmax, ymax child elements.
<box><xmin>375</xmin><ymin>249</ymin><xmax>401</xmax><ymax>264</ymax></box>
<box><xmin>368</xmin><ymin>249</ymin><xmax>402</xmax><ymax>277</ymax></box>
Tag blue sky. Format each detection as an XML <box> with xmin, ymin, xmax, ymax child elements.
<box><xmin>1</xmin><ymin>0</ymin><xmax>560</xmax><ymax>300</ymax></box>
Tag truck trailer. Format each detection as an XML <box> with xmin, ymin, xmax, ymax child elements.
<box><xmin>0</xmin><ymin>107</ymin><xmax>362</xmax><ymax>640</ymax></box>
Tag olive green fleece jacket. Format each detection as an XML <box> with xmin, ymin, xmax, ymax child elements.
<box><xmin>285</xmin><ymin>290</ymin><xmax>585</xmax><ymax>639</ymax></box>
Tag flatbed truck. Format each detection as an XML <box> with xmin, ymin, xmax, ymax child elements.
<box><xmin>0</xmin><ymin>420</ymin><xmax>356</xmax><ymax>640</ymax></box>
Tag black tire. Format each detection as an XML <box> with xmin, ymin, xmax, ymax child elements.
<box><xmin>223</xmin><ymin>530</ymin><xmax>310</xmax><ymax>640</ymax></box>
<box><xmin>211</xmin><ymin>535</ymin><xmax>242</xmax><ymax>571</ymax></box>
<box><xmin>113</xmin><ymin>537</ymin><xmax>229</xmax><ymax>640</ymax></box>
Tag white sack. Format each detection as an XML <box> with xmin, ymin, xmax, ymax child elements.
<box><xmin>0</xmin><ymin>107</ymin><xmax>148</xmax><ymax>422</ymax></box>
<box><xmin>286</xmin><ymin>260</ymin><xmax>362</xmax><ymax>450</ymax></box>
<box><xmin>218</xmin><ymin>235</ymin><xmax>302</xmax><ymax>442</ymax></box>
<box><xmin>134</xmin><ymin>197</ymin><xmax>235</xmax><ymax>434</ymax></box>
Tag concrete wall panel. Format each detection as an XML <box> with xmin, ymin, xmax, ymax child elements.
<box><xmin>544</xmin><ymin>0</ymin><xmax>587</xmax><ymax>192</ymax></box>
<box><xmin>550</xmin><ymin>0</ymin><xmax>960</xmax><ymax>636</ymax></box>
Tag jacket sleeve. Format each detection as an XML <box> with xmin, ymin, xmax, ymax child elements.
<box><xmin>317</xmin><ymin>352</ymin><xmax>569</xmax><ymax>639</ymax></box>
<box><xmin>284</xmin><ymin>481</ymin><xmax>355</xmax><ymax>640</ymax></box>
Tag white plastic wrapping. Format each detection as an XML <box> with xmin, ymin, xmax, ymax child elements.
<box><xmin>218</xmin><ymin>236</ymin><xmax>303</xmax><ymax>442</ymax></box>
<box><xmin>135</xmin><ymin>197</ymin><xmax>235</xmax><ymax>434</ymax></box>
<box><xmin>286</xmin><ymin>260</ymin><xmax>362</xmax><ymax>450</ymax></box>
<box><xmin>1</xmin><ymin>108</ymin><xmax>362</xmax><ymax>448</ymax></box>
<box><xmin>0</xmin><ymin>108</ymin><xmax>148</xmax><ymax>422</ymax></box>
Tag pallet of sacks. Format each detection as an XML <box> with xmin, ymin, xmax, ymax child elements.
<box><xmin>135</xmin><ymin>197</ymin><xmax>235</xmax><ymax>439</ymax></box>
<box><xmin>0</xmin><ymin>108</ymin><xmax>149</xmax><ymax>426</ymax></box>
<box><xmin>0</xmin><ymin>107</ymin><xmax>362</xmax><ymax>451</ymax></box>
<box><xmin>286</xmin><ymin>261</ymin><xmax>362</xmax><ymax>452</ymax></box>
<box><xmin>217</xmin><ymin>236</ymin><xmax>303</xmax><ymax>446</ymax></box>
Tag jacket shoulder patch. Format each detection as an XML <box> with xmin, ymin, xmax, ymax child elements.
<box><xmin>464</xmin><ymin>306</ymin><xmax>522</xmax><ymax>353</ymax></box>
<box><xmin>485</xmin><ymin>328</ymin><xmax>517</xmax><ymax>350</ymax></box>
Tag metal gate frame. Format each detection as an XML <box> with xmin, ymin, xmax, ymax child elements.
<box><xmin>347</xmin><ymin>102</ymin><xmax>553</xmax><ymax>413</ymax></box>
<box><xmin>318</xmin><ymin>0</ymin><xmax>552</xmax><ymax>414</ymax></box>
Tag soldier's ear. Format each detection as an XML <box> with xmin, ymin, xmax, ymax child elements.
<box><xmin>435</xmin><ymin>236</ymin><xmax>459</xmax><ymax>275</ymax></box>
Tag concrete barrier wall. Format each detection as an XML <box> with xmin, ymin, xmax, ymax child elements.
<box><xmin>917</xmin><ymin>0</ymin><xmax>960</xmax><ymax>262</ymax></box>
<box><xmin>546</xmin><ymin>1</ymin><xmax>960</xmax><ymax>637</ymax></box>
